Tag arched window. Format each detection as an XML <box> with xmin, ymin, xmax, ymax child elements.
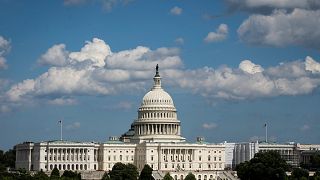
<box><xmin>174</xmin><ymin>175</ymin><xmax>178</xmax><ymax>180</ymax></box>
<box><xmin>84</xmin><ymin>164</ymin><xmax>87</xmax><ymax>170</ymax></box>
<box><xmin>198</xmin><ymin>175</ymin><xmax>201</xmax><ymax>180</ymax></box>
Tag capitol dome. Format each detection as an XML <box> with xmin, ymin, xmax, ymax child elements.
<box><xmin>141</xmin><ymin>85</ymin><xmax>175</xmax><ymax>108</ymax></box>
<box><xmin>131</xmin><ymin>65</ymin><xmax>185</xmax><ymax>143</ymax></box>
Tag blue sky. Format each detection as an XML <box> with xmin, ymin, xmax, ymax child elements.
<box><xmin>1</xmin><ymin>0</ymin><xmax>320</xmax><ymax>150</ymax></box>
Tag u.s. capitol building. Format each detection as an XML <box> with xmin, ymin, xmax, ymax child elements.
<box><xmin>15</xmin><ymin>65</ymin><xmax>320</xmax><ymax>179</ymax></box>
<box><xmin>15</xmin><ymin>66</ymin><xmax>228</xmax><ymax>180</ymax></box>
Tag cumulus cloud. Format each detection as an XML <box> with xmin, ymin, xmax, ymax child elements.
<box><xmin>47</xmin><ymin>97</ymin><xmax>77</xmax><ymax>105</ymax></box>
<box><xmin>3</xmin><ymin>37</ymin><xmax>320</xmax><ymax>114</ymax></box>
<box><xmin>3</xmin><ymin>38</ymin><xmax>182</xmax><ymax>110</ymax></box>
<box><xmin>64</xmin><ymin>0</ymin><xmax>134</xmax><ymax>12</ymax></box>
<box><xmin>38</xmin><ymin>44</ymin><xmax>69</xmax><ymax>66</ymax></box>
<box><xmin>0</xmin><ymin>36</ymin><xmax>11</xmax><ymax>69</ymax></box>
<box><xmin>168</xmin><ymin>56</ymin><xmax>320</xmax><ymax>100</ymax></box>
<box><xmin>69</xmin><ymin>38</ymin><xmax>112</xmax><ymax>67</ymax></box>
<box><xmin>204</xmin><ymin>24</ymin><xmax>228</xmax><ymax>43</ymax></box>
<box><xmin>175</xmin><ymin>37</ymin><xmax>184</xmax><ymax>45</ymax></box>
<box><xmin>105</xmin><ymin>101</ymin><xmax>134</xmax><ymax>110</ymax></box>
<box><xmin>202</xmin><ymin>122</ymin><xmax>218</xmax><ymax>130</ymax></box>
<box><xmin>300</xmin><ymin>124</ymin><xmax>310</xmax><ymax>131</ymax></box>
<box><xmin>239</xmin><ymin>60</ymin><xmax>264</xmax><ymax>74</ymax></box>
<box><xmin>65</xmin><ymin>121</ymin><xmax>81</xmax><ymax>130</ymax></box>
<box><xmin>170</xmin><ymin>6</ymin><xmax>183</xmax><ymax>15</ymax></box>
<box><xmin>225</xmin><ymin>0</ymin><xmax>320</xmax><ymax>14</ymax></box>
<box><xmin>238</xmin><ymin>9</ymin><xmax>320</xmax><ymax>49</ymax></box>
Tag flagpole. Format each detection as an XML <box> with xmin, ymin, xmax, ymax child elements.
<box><xmin>265</xmin><ymin>123</ymin><xmax>268</xmax><ymax>143</ymax></box>
<box><xmin>60</xmin><ymin>119</ymin><xmax>63</xmax><ymax>141</ymax></box>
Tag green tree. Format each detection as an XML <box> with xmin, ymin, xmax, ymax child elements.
<box><xmin>33</xmin><ymin>169</ymin><xmax>49</xmax><ymax>180</ymax></box>
<box><xmin>291</xmin><ymin>168</ymin><xmax>309</xmax><ymax>180</ymax></box>
<box><xmin>313</xmin><ymin>171</ymin><xmax>320</xmax><ymax>180</ymax></box>
<box><xmin>311</xmin><ymin>152</ymin><xmax>320</xmax><ymax>170</ymax></box>
<box><xmin>236</xmin><ymin>151</ymin><xmax>289</xmax><ymax>180</ymax></box>
<box><xmin>184</xmin><ymin>172</ymin><xmax>196</xmax><ymax>180</ymax></box>
<box><xmin>124</xmin><ymin>163</ymin><xmax>139</xmax><ymax>180</ymax></box>
<box><xmin>50</xmin><ymin>167</ymin><xmax>60</xmax><ymax>179</ymax></box>
<box><xmin>101</xmin><ymin>171</ymin><xmax>110</xmax><ymax>180</ymax></box>
<box><xmin>163</xmin><ymin>172</ymin><xmax>173</xmax><ymax>180</ymax></box>
<box><xmin>139</xmin><ymin>164</ymin><xmax>154</xmax><ymax>180</ymax></box>
<box><xmin>109</xmin><ymin>162</ymin><xmax>127</xmax><ymax>180</ymax></box>
<box><xmin>0</xmin><ymin>149</ymin><xmax>16</xmax><ymax>172</ymax></box>
<box><xmin>61</xmin><ymin>170</ymin><xmax>81</xmax><ymax>179</ymax></box>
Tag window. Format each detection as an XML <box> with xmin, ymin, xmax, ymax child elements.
<box><xmin>199</xmin><ymin>156</ymin><xmax>202</xmax><ymax>161</ymax></box>
<box><xmin>45</xmin><ymin>156</ymin><xmax>47</xmax><ymax>160</ymax></box>
<box><xmin>151</xmin><ymin>156</ymin><xmax>154</xmax><ymax>161</ymax></box>
<box><xmin>208</xmin><ymin>155</ymin><xmax>211</xmax><ymax>161</ymax></box>
<box><xmin>120</xmin><ymin>155</ymin><xmax>122</xmax><ymax>161</ymax></box>
<box><xmin>219</xmin><ymin>157</ymin><xmax>221</xmax><ymax>161</ymax></box>
<box><xmin>199</xmin><ymin>163</ymin><xmax>201</xmax><ymax>168</ymax></box>
<box><xmin>108</xmin><ymin>156</ymin><xmax>111</xmax><ymax>161</ymax></box>
<box><xmin>165</xmin><ymin>164</ymin><xmax>167</xmax><ymax>168</ymax></box>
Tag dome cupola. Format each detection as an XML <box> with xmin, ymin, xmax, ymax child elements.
<box><xmin>132</xmin><ymin>65</ymin><xmax>185</xmax><ymax>143</ymax></box>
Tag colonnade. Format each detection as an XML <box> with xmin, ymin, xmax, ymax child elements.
<box><xmin>161</xmin><ymin>148</ymin><xmax>194</xmax><ymax>162</ymax></box>
<box><xmin>47</xmin><ymin>148</ymin><xmax>95</xmax><ymax>162</ymax></box>
<box><xmin>135</xmin><ymin>123</ymin><xmax>180</xmax><ymax>135</ymax></box>
<box><xmin>138</xmin><ymin>111</ymin><xmax>177</xmax><ymax>119</ymax></box>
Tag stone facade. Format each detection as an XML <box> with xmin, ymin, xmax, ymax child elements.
<box><xmin>15</xmin><ymin>66</ymin><xmax>228</xmax><ymax>179</ymax></box>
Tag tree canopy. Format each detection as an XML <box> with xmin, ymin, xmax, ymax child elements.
<box><xmin>139</xmin><ymin>164</ymin><xmax>154</xmax><ymax>180</ymax></box>
<box><xmin>108</xmin><ymin>162</ymin><xmax>139</xmax><ymax>180</ymax></box>
<box><xmin>50</xmin><ymin>167</ymin><xmax>60</xmax><ymax>179</ymax></box>
<box><xmin>0</xmin><ymin>149</ymin><xmax>16</xmax><ymax>172</ymax></box>
<box><xmin>236</xmin><ymin>151</ymin><xmax>289</xmax><ymax>180</ymax></box>
<box><xmin>163</xmin><ymin>172</ymin><xmax>173</xmax><ymax>180</ymax></box>
<box><xmin>290</xmin><ymin>168</ymin><xmax>309</xmax><ymax>180</ymax></box>
<box><xmin>184</xmin><ymin>172</ymin><xmax>196</xmax><ymax>180</ymax></box>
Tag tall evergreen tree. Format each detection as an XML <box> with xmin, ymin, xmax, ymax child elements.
<box><xmin>184</xmin><ymin>172</ymin><xmax>196</xmax><ymax>180</ymax></box>
<box><xmin>50</xmin><ymin>167</ymin><xmax>60</xmax><ymax>179</ymax></box>
<box><xmin>139</xmin><ymin>164</ymin><xmax>154</xmax><ymax>180</ymax></box>
<box><xmin>163</xmin><ymin>172</ymin><xmax>173</xmax><ymax>180</ymax></box>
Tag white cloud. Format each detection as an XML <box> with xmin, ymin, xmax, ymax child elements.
<box><xmin>69</xmin><ymin>38</ymin><xmax>112</xmax><ymax>67</ymax></box>
<box><xmin>239</xmin><ymin>60</ymin><xmax>264</xmax><ymax>74</ymax></box>
<box><xmin>105</xmin><ymin>101</ymin><xmax>134</xmax><ymax>110</ymax></box>
<box><xmin>202</xmin><ymin>122</ymin><xmax>218</xmax><ymax>130</ymax></box>
<box><xmin>38</xmin><ymin>44</ymin><xmax>69</xmax><ymax>66</ymax></box>
<box><xmin>305</xmin><ymin>56</ymin><xmax>320</xmax><ymax>73</ymax></box>
<box><xmin>225</xmin><ymin>0</ymin><xmax>320</xmax><ymax>13</ymax></box>
<box><xmin>169</xmin><ymin>56</ymin><xmax>320</xmax><ymax>100</ymax></box>
<box><xmin>66</xmin><ymin>121</ymin><xmax>81</xmax><ymax>130</ymax></box>
<box><xmin>238</xmin><ymin>9</ymin><xmax>320</xmax><ymax>49</ymax></box>
<box><xmin>300</xmin><ymin>124</ymin><xmax>310</xmax><ymax>131</ymax></box>
<box><xmin>64</xmin><ymin>0</ymin><xmax>133</xmax><ymax>12</ymax></box>
<box><xmin>0</xmin><ymin>57</ymin><xmax>8</xmax><ymax>69</ymax></box>
<box><xmin>0</xmin><ymin>36</ymin><xmax>11</xmax><ymax>69</ymax></box>
<box><xmin>3</xmin><ymin>37</ymin><xmax>320</xmax><ymax>114</ymax></box>
<box><xmin>47</xmin><ymin>97</ymin><xmax>77</xmax><ymax>105</ymax></box>
<box><xmin>3</xmin><ymin>38</ymin><xmax>182</xmax><ymax>109</ymax></box>
<box><xmin>204</xmin><ymin>24</ymin><xmax>228</xmax><ymax>43</ymax></box>
<box><xmin>170</xmin><ymin>6</ymin><xmax>183</xmax><ymax>15</ymax></box>
<box><xmin>175</xmin><ymin>37</ymin><xmax>184</xmax><ymax>45</ymax></box>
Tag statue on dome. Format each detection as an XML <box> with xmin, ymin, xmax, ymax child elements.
<box><xmin>156</xmin><ymin>64</ymin><xmax>159</xmax><ymax>72</ymax></box>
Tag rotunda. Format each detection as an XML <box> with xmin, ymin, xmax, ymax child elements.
<box><xmin>132</xmin><ymin>65</ymin><xmax>186</xmax><ymax>143</ymax></box>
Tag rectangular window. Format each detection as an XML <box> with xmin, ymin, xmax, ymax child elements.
<box><xmin>45</xmin><ymin>156</ymin><xmax>47</xmax><ymax>160</ymax></box>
